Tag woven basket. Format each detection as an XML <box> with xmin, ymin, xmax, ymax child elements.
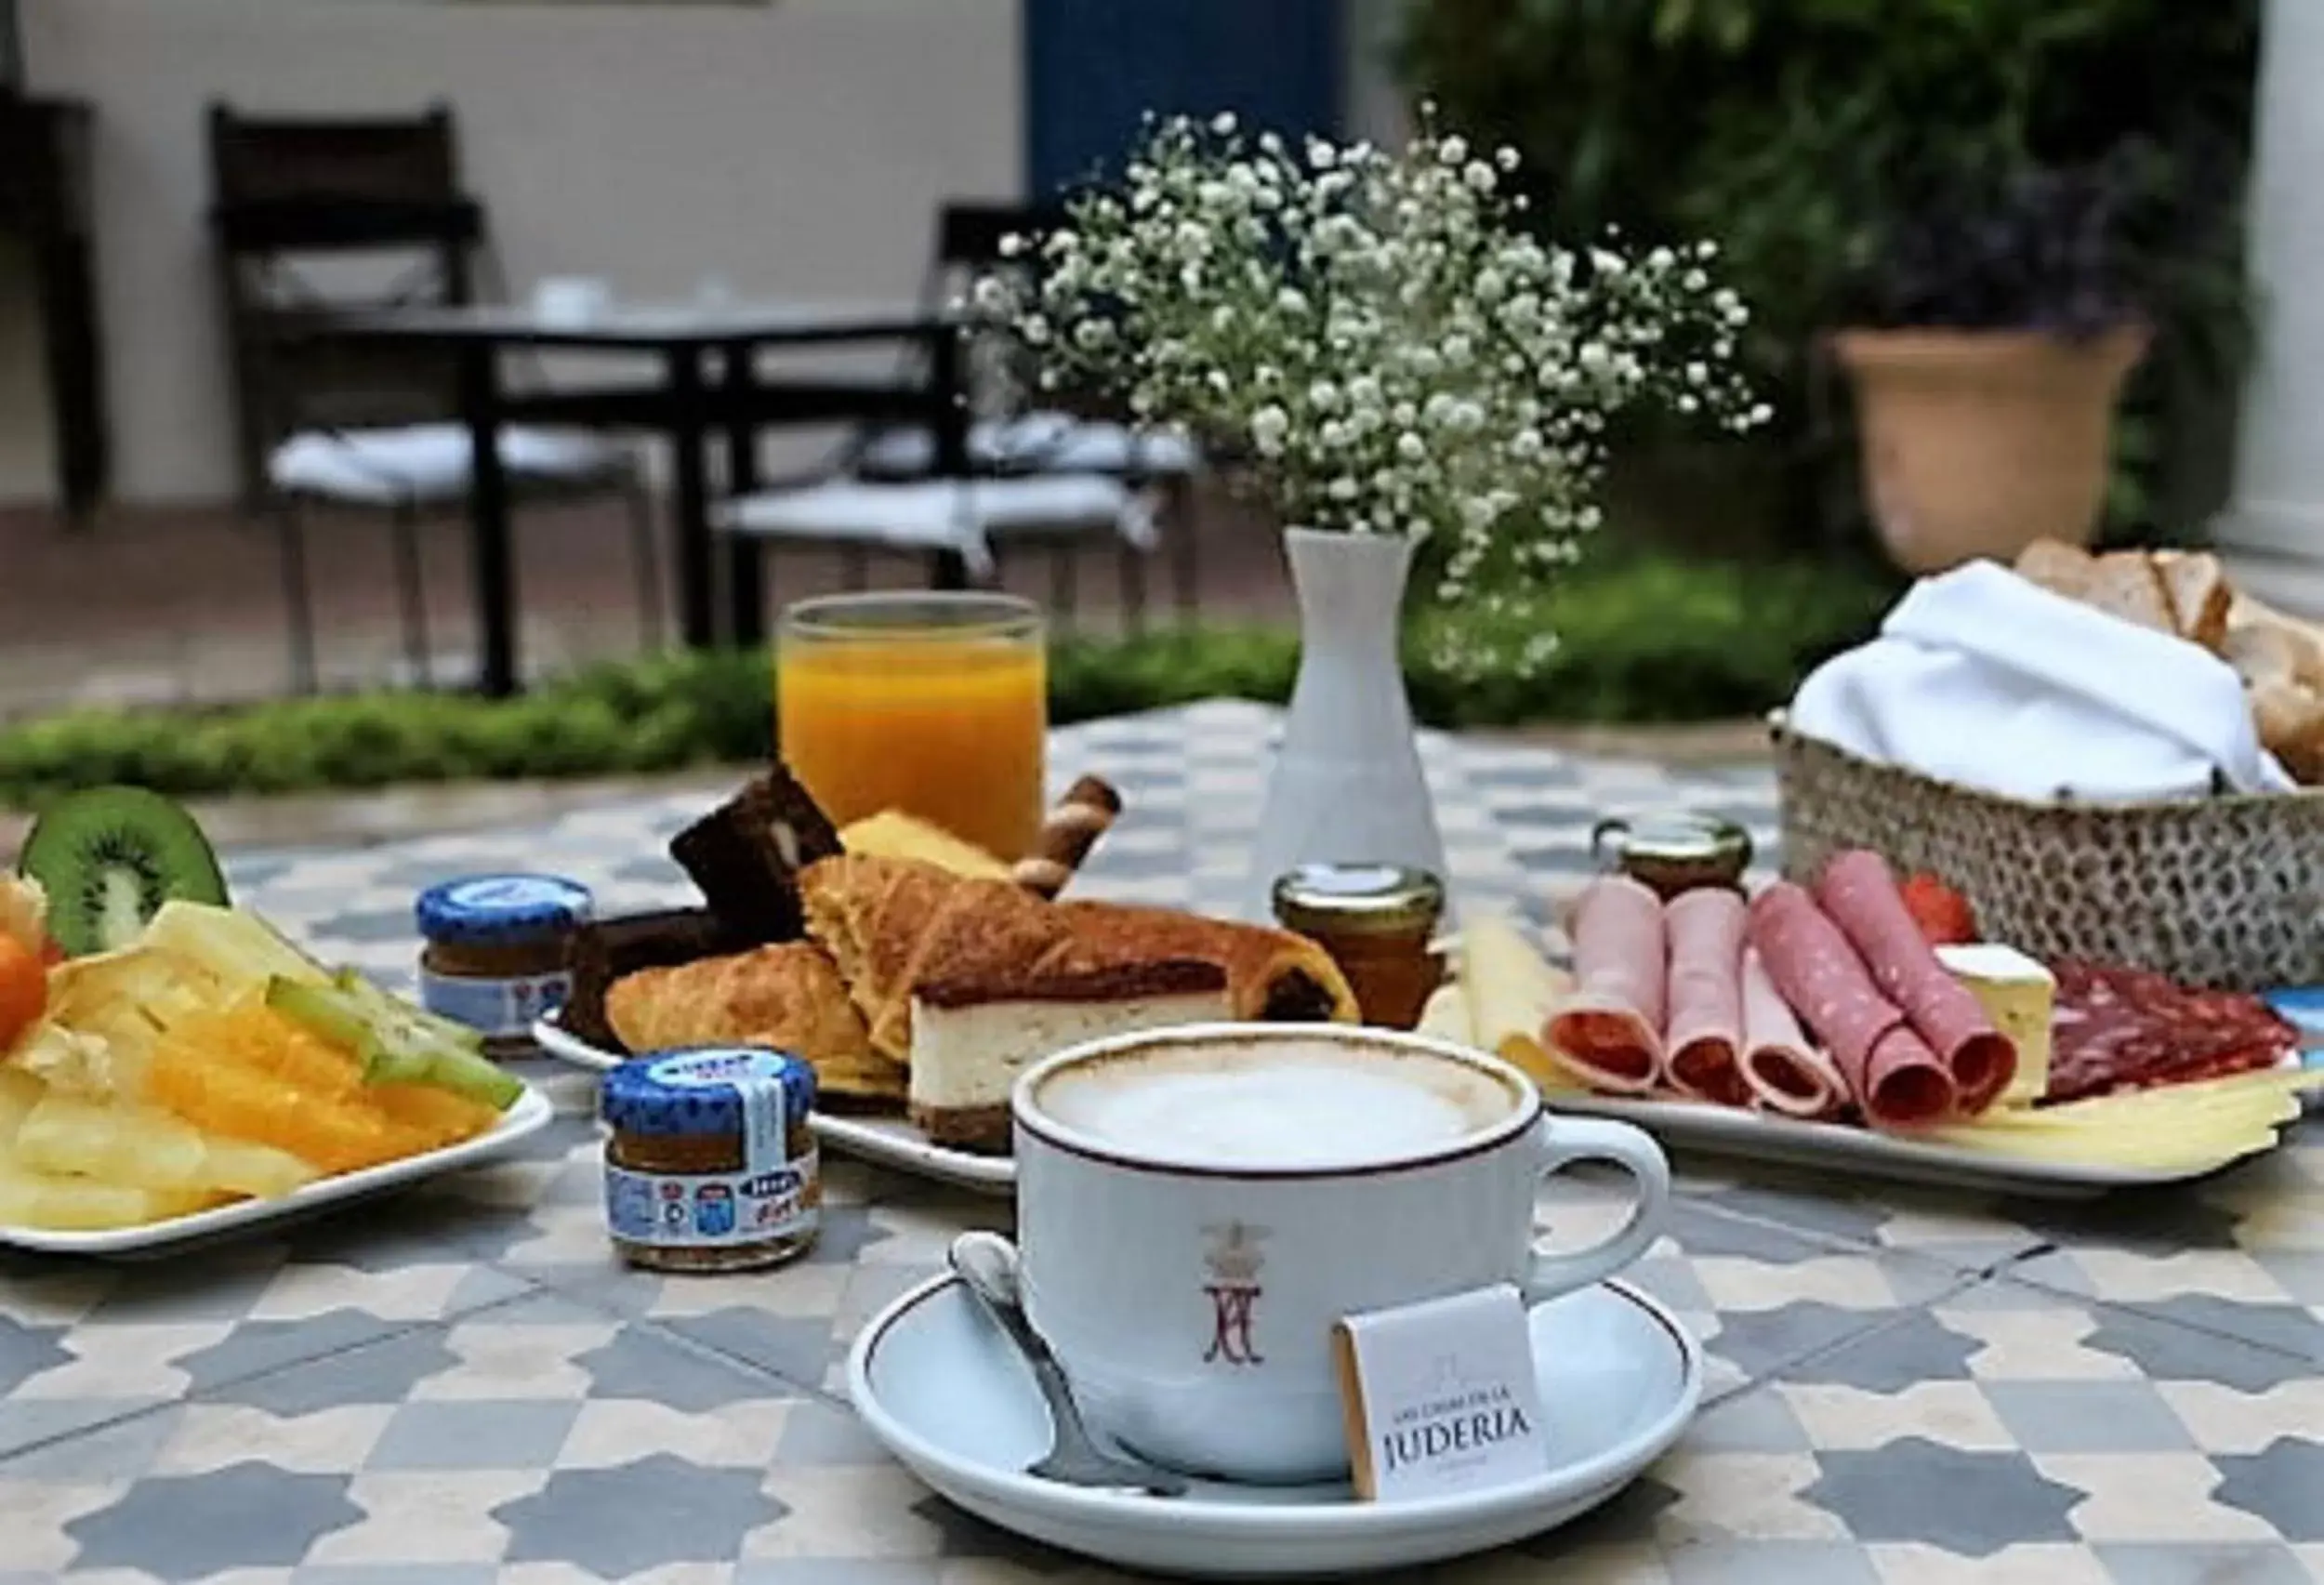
<box><xmin>1771</xmin><ymin>717</ymin><xmax>2324</xmax><ymax>990</ymax></box>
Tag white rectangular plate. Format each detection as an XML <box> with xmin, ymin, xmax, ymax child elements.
<box><xmin>534</xmin><ymin>1017</ymin><xmax>1012</xmax><ymax>1194</ymax></box>
<box><xmin>1535</xmin><ymin>1084</ymin><xmax>2301</xmax><ymax>1199</ymax></box>
<box><xmin>0</xmin><ymin>1084</ymin><xmax>556</xmax><ymax>1257</ymax></box>
<box><xmin>535</xmin><ymin>1015</ymin><xmax>2304</xmax><ymax>1199</ymax></box>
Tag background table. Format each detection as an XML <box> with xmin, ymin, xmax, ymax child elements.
<box><xmin>324</xmin><ymin>300</ymin><xmax>967</xmax><ymax>695</ymax></box>
<box><xmin>2</xmin><ymin>702</ymin><xmax>2317</xmax><ymax>1582</ymax></box>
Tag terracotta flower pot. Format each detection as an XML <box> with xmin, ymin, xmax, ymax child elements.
<box><xmin>1833</xmin><ymin>324</ymin><xmax>2149</xmax><ymax>574</ymax></box>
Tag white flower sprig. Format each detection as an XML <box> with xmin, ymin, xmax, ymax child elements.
<box><xmin>971</xmin><ymin>109</ymin><xmax>1770</xmax><ymax>676</ymax></box>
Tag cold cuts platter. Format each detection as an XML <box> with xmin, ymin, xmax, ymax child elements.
<box><xmin>1514</xmin><ymin>1061</ymin><xmax>2304</xmax><ymax>1198</ymax></box>
<box><xmin>1426</xmin><ymin>851</ymin><xmax>2319</xmax><ymax>1200</ymax></box>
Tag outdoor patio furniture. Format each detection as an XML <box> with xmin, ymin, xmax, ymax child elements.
<box><xmin>715</xmin><ymin>470</ymin><xmax>1158</xmax><ymax>596</ymax></box>
<box><xmin>318</xmin><ymin>299</ymin><xmax>968</xmax><ymax>694</ymax></box>
<box><xmin>206</xmin><ymin>102</ymin><xmax>662</xmax><ymax>693</ymax></box>
<box><xmin>720</xmin><ymin>200</ymin><xmax>1201</xmax><ymax>628</ymax></box>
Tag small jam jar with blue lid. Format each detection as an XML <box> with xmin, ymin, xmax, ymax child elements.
<box><xmin>601</xmin><ymin>1046</ymin><xmax>822</xmax><ymax>1274</ymax></box>
<box><xmin>415</xmin><ymin>874</ymin><xmax>595</xmax><ymax>1055</ymax></box>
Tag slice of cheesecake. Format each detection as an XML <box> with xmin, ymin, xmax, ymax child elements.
<box><xmin>907</xmin><ymin>959</ymin><xmax>1233</xmax><ymax>1152</ymax></box>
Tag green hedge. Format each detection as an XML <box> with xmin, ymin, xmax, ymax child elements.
<box><xmin>0</xmin><ymin>557</ymin><xmax>1890</xmax><ymax>808</ymax></box>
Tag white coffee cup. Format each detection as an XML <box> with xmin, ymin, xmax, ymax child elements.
<box><xmin>1010</xmin><ymin>1023</ymin><xmax>1671</xmax><ymax>1485</ymax></box>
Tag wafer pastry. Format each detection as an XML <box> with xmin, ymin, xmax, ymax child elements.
<box><xmin>1012</xmin><ymin>775</ymin><xmax>1123</xmax><ymax>898</ymax></box>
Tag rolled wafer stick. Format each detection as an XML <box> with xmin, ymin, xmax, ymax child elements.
<box><xmin>1012</xmin><ymin>774</ymin><xmax>1123</xmax><ymax>898</ymax></box>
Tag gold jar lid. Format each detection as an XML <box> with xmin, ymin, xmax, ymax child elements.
<box><xmin>1591</xmin><ymin>812</ymin><xmax>1752</xmax><ymax>892</ymax></box>
<box><xmin>1270</xmin><ymin>864</ymin><xmax>1446</xmax><ymax>937</ymax></box>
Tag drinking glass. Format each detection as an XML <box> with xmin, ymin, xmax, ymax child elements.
<box><xmin>776</xmin><ymin>591</ymin><xmax>1047</xmax><ymax>861</ymax></box>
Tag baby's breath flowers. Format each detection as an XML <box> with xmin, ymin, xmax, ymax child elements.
<box><xmin>971</xmin><ymin>109</ymin><xmax>1769</xmax><ymax>678</ymax></box>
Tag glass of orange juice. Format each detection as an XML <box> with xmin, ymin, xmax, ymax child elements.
<box><xmin>776</xmin><ymin>592</ymin><xmax>1047</xmax><ymax>861</ymax></box>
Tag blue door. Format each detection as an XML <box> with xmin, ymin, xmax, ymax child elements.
<box><xmin>1024</xmin><ymin>0</ymin><xmax>1345</xmax><ymax>194</ymax></box>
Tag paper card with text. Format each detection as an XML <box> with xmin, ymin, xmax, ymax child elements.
<box><xmin>1331</xmin><ymin>1283</ymin><xmax>1550</xmax><ymax>1501</ymax></box>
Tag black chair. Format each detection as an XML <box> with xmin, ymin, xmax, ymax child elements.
<box><xmin>207</xmin><ymin>101</ymin><xmax>661</xmax><ymax>692</ymax></box>
<box><xmin>716</xmin><ymin>200</ymin><xmax>1202</xmax><ymax>631</ymax></box>
<box><xmin>859</xmin><ymin>200</ymin><xmax>1206</xmax><ymax>625</ymax></box>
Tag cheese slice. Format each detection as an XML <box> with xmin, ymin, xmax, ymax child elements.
<box><xmin>1417</xmin><ymin>981</ymin><xmax>1475</xmax><ymax>1047</ymax></box>
<box><xmin>1935</xmin><ymin>943</ymin><xmax>2054</xmax><ymax>1107</ymax></box>
<box><xmin>1932</xmin><ymin>1067</ymin><xmax>2317</xmax><ymax>1171</ymax></box>
<box><xmin>1460</xmin><ymin>916</ymin><xmax>1587</xmax><ymax>1094</ymax></box>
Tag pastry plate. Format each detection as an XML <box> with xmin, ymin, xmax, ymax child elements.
<box><xmin>536</xmin><ymin>1012</ymin><xmax>2310</xmax><ymax>1199</ymax></box>
<box><xmin>533</xmin><ymin>1015</ymin><xmax>1012</xmax><ymax>1194</ymax></box>
<box><xmin>0</xmin><ymin>1083</ymin><xmax>556</xmax><ymax>1257</ymax></box>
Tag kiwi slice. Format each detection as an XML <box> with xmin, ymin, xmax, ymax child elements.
<box><xmin>330</xmin><ymin>967</ymin><xmax>484</xmax><ymax>1055</ymax></box>
<box><xmin>267</xmin><ymin>977</ymin><xmax>521</xmax><ymax>1111</ymax></box>
<box><xmin>20</xmin><ymin>786</ymin><xmax>230</xmax><ymax>958</ymax></box>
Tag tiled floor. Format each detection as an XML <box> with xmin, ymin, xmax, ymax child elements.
<box><xmin>1</xmin><ymin>702</ymin><xmax>2316</xmax><ymax>1583</ymax></box>
<box><xmin>0</xmin><ymin>484</ymin><xmax>1294</xmax><ymax>720</ymax></box>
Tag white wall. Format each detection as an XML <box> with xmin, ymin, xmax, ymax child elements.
<box><xmin>9</xmin><ymin>0</ymin><xmax>1024</xmax><ymax>504</ymax></box>
<box><xmin>2218</xmin><ymin>0</ymin><xmax>2324</xmax><ymax>567</ymax></box>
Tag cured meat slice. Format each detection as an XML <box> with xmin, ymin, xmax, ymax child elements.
<box><xmin>1815</xmin><ymin>850</ymin><xmax>2017</xmax><ymax>1113</ymax></box>
<box><xmin>1664</xmin><ymin>889</ymin><xmax>1750</xmax><ymax>1107</ymax></box>
<box><xmin>2047</xmin><ymin>959</ymin><xmax>2295</xmax><ymax>1102</ymax></box>
<box><xmin>1543</xmin><ymin>875</ymin><xmax>1666</xmax><ymax>1094</ymax></box>
<box><xmin>1747</xmin><ymin>882</ymin><xmax>1957</xmax><ymax>1128</ymax></box>
<box><xmin>1737</xmin><ymin>945</ymin><xmax>1847</xmax><ymax>1118</ymax></box>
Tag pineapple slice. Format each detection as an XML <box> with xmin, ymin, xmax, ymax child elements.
<box><xmin>141</xmin><ymin>901</ymin><xmax>327</xmax><ymax>1000</ymax></box>
<box><xmin>0</xmin><ymin>1161</ymin><xmax>220</xmax><ymax>1231</ymax></box>
<box><xmin>14</xmin><ymin>1090</ymin><xmax>315</xmax><ymax>1199</ymax></box>
<box><xmin>0</xmin><ymin>1069</ymin><xmax>232</xmax><ymax>1231</ymax></box>
<box><xmin>0</xmin><ymin>1066</ymin><xmax>40</xmax><ymax>1143</ymax></box>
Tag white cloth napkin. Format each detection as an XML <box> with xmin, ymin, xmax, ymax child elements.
<box><xmin>1789</xmin><ymin>561</ymin><xmax>2292</xmax><ymax>801</ymax></box>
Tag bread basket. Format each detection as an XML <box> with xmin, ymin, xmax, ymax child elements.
<box><xmin>1771</xmin><ymin>714</ymin><xmax>2324</xmax><ymax>990</ymax></box>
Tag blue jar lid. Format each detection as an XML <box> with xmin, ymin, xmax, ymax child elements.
<box><xmin>601</xmin><ymin>1046</ymin><xmax>818</xmax><ymax>1137</ymax></box>
<box><xmin>416</xmin><ymin>874</ymin><xmax>595</xmax><ymax>945</ymax></box>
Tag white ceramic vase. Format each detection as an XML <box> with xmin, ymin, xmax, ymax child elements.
<box><xmin>1245</xmin><ymin>526</ymin><xmax>1450</xmax><ymax>921</ymax></box>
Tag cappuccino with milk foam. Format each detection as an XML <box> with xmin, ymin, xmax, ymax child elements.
<box><xmin>1031</xmin><ymin>1037</ymin><xmax>1519</xmax><ymax>1168</ymax></box>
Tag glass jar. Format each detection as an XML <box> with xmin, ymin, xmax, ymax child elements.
<box><xmin>776</xmin><ymin>591</ymin><xmax>1047</xmax><ymax>862</ymax></box>
<box><xmin>1590</xmin><ymin>812</ymin><xmax>1752</xmax><ymax>900</ymax></box>
<box><xmin>601</xmin><ymin>1046</ymin><xmax>822</xmax><ymax>1275</ymax></box>
<box><xmin>415</xmin><ymin>874</ymin><xmax>595</xmax><ymax>1058</ymax></box>
<box><xmin>1271</xmin><ymin>864</ymin><xmax>1446</xmax><ymax>1030</ymax></box>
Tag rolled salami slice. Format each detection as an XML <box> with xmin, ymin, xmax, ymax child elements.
<box><xmin>1814</xmin><ymin>851</ymin><xmax>2017</xmax><ymax>1113</ymax></box>
<box><xmin>1543</xmin><ymin>874</ymin><xmax>1666</xmax><ymax>1094</ymax></box>
<box><xmin>1746</xmin><ymin>882</ymin><xmax>1957</xmax><ymax>1128</ymax></box>
<box><xmin>1664</xmin><ymin>888</ymin><xmax>1750</xmax><ymax>1107</ymax></box>
<box><xmin>1737</xmin><ymin>945</ymin><xmax>1847</xmax><ymax>1118</ymax></box>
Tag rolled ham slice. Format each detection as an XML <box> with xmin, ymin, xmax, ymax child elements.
<box><xmin>1543</xmin><ymin>875</ymin><xmax>1666</xmax><ymax>1094</ymax></box>
<box><xmin>1737</xmin><ymin>946</ymin><xmax>1847</xmax><ymax>1118</ymax></box>
<box><xmin>1814</xmin><ymin>850</ymin><xmax>2017</xmax><ymax>1114</ymax></box>
<box><xmin>1663</xmin><ymin>889</ymin><xmax>1750</xmax><ymax>1107</ymax></box>
<box><xmin>1746</xmin><ymin>882</ymin><xmax>1958</xmax><ymax>1129</ymax></box>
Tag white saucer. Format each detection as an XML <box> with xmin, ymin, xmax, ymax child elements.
<box><xmin>845</xmin><ymin>1274</ymin><xmax>1702</xmax><ymax>1579</ymax></box>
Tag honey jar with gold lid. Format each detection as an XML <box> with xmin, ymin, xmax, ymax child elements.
<box><xmin>1270</xmin><ymin>863</ymin><xmax>1446</xmax><ymax>1030</ymax></box>
<box><xmin>1590</xmin><ymin>812</ymin><xmax>1751</xmax><ymax>900</ymax></box>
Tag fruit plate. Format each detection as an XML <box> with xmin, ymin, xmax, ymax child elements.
<box><xmin>0</xmin><ymin>1083</ymin><xmax>556</xmax><ymax>1258</ymax></box>
<box><xmin>532</xmin><ymin>1016</ymin><xmax>1013</xmax><ymax>1195</ymax></box>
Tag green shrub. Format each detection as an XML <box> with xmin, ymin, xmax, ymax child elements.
<box><xmin>1399</xmin><ymin>0</ymin><xmax>2258</xmax><ymax>548</ymax></box>
<box><xmin>0</xmin><ymin>555</ymin><xmax>1890</xmax><ymax>809</ymax></box>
